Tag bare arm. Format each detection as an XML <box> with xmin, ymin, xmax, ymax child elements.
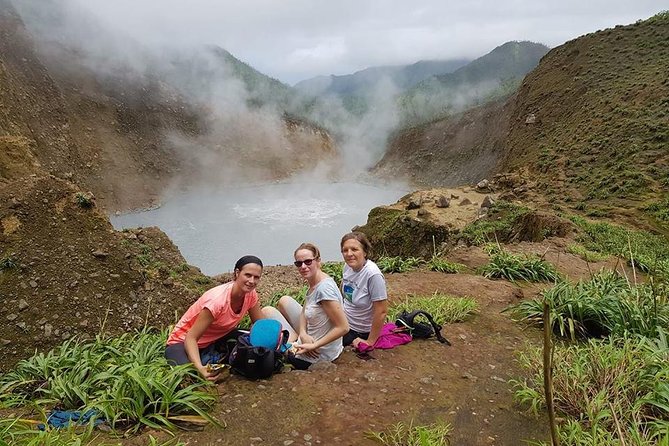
<box><xmin>365</xmin><ymin>299</ymin><xmax>388</xmax><ymax>346</ymax></box>
<box><xmin>247</xmin><ymin>302</ymin><xmax>264</xmax><ymax>323</ymax></box>
<box><xmin>184</xmin><ymin>309</ymin><xmax>217</xmax><ymax>381</ymax></box>
<box><xmin>296</xmin><ymin>300</ymin><xmax>349</xmax><ymax>355</ymax></box>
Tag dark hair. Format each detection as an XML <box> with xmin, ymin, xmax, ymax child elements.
<box><xmin>294</xmin><ymin>242</ymin><xmax>321</xmax><ymax>260</ymax></box>
<box><xmin>340</xmin><ymin>232</ymin><xmax>372</xmax><ymax>258</ymax></box>
<box><xmin>234</xmin><ymin>255</ymin><xmax>263</xmax><ymax>272</ymax></box>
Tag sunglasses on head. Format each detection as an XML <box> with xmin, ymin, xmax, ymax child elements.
<box><xmin>294</xmin><ymin>258</ymin><xmax>316</xmax><ymax>267</ymax></box>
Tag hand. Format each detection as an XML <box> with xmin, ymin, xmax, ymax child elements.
<box><xmin>198</xmin><ymin>365</ymin><xmax>220</xmax><ymax>382</ymax></box>
<box><xmin>295</xmin><ymin>342</ymin><xmax>320</xmax><ymax>359</ymax></box>
<box><xmin>351</xmin><ymin>337</ymin><xmax>368</xmax><ymax>348</ymax></box>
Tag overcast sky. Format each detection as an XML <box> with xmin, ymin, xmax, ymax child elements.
<box><xmin>70</xmin><ymin>0</ymin><xmax>665</xmax><ymax>85</ymax></box>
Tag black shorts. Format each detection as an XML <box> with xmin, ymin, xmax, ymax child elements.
<box><xmin>342</xmin><ymin>329</ymin><xmax>370</xmax><ymax>346</ymax></box>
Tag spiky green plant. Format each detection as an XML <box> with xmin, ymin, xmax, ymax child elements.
<box><xmin>389</xmin><ymin>293</ymin><xmax>478</xmax><ymax>325</ymax></box>
<box><xmin>0</xmin><ymin>255</ymin><xmax>18</xmax><ymax>271</ymax></box>
<box><xmin>479</xmin><ymin>249</ymin><xmax>560</xmax><ymax>282</ymax></box>
<box><xmin>0</xmin><ymin>329</ymin><xmax>219</xmax><ymax>435</ymax></box>
<box><xmin>426</xmin><ymin>257</ymin><xmax>465</xmax><ymax>274</ymax></box>
<box><xmin>511</xmin><ymin>331</ymin><xmax>669</xmax><ymax>445</ymax></box>
<box><xmin>506</xmin><ymin>270</ymin><xmax>669</xmax><ymax>339</ymax></box>
<box><xmin>377</xmin><ymin>256</ymin><xmax>424</xmax><ymax>274</ymax></box>
<box><xmin>366</xmin><ymin>420</ymin><xmax>451</xmax><ymax>445</ymax></box>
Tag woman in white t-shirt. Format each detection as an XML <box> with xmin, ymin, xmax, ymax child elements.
<box><xmin>262</xmin><ymin>243</ymin><xmax>349</xmax><ymax>369</ymax></box>
<box><xmin>340</xmin><ymin>232</ymin><xmax>389</xmax><ymax>349</ymax></box>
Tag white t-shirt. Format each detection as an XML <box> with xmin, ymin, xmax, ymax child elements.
<box><xmin>341</xmin><ymin>260</ymin><xmax>388</xmax><ymax>333</ymax></box>
<box><xmin>297</xmin><ymin>277</ymin><xmax>344</xmax><ymax>363</ymax></box>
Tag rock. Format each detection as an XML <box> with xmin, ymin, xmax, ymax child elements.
<box><xmin>92</xmin><ymin>250</ymin><xmax>109</xmax><ymax>258</ymax></box>
<box><xmin>250</xmin><ymin>438</ymin><xmax>263</xmax><ymax>442</ymax></box>
<box><xmin>6</xmin><ymin>313</ymin><xmax>18</xmax><ymax>321</ymax></box>
<box><xmin>417</xmin><ymin>209</ymin><xmax>430</xmax><ymax>217</ymax></box>
<box><xmin>481</xmin><ymin>196</ymin><xmax>495</xmax><ymax>209</ymax></box>
<box><xmin>37</xmin><ymin>318</ymin><xmax>47</xmax><ymax>325</ymax></box>
<box><xmin>29</xmin><ymin>280</ymin><xmax>38</xmax><ymax>288</ymax></box>
<box><xmin>16</xmin><ymin>322</ymin><xmax>27</xmax><ymax>330</ymax></box>
<box><xmin>303</xmin><ymin>434</ymin><xmax>313</xmax><ymax>441</ymax></box>
<box><xmin>525</xmin><ymin>113</ymin><xmax>537</xmax><ymax>124</ymax></box>
<box><xmin>18</xmin><ymin>299</ymin><xmax>29</xmax><ymax>310</ymax></box>
<box><xmin>406</xmin><ymin>199</ymin><xmax>421</xmax><ymax>210</ymax></box>
<box><xmin>283</xmin><ymin>440</ymin><xmax>294</xmax><ymax>446</ymax></box>
<box><xmin>44</xmin><ymin>324</ymin><xmax>53</xmax><ymax>337</ymax></box>
<box><xmin>435</xmin><ymin>196</ymin><xmax>450</xmax><ymax>208</ymax></box>
<box><xmin>476</xmin><ymin>179</ymin><xmax>490</xmax><ymax>190</ymax></box>
<box><xmin>458</xmin><ymin>198</ymin><xmax>472</xmax><ymax>206</ymax></box>
<box><xmin>1</xmin><ymin>339</ymin><xmax>10</xmax><ymax>346</ymax></box>
<box><xmin>450</xmin><ymin>194</ymin><xmax>460</xmax><ymax>199</ymax></box>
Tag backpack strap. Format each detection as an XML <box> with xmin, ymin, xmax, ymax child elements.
<box><xmin>412</xmin><ymin>310</ymin><xmax>451</xmax><ymax>345</ymax></box>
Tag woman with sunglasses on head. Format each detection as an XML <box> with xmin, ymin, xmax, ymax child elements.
<box><xmin>165</xmin><ymin>255</ymin><xmax>265</xmax><ymax>381</ymax></box>
<box><xmin>262</xmin><ymin>243</ymin><xmax>349</xmax><ymax>369</ymax></box>
<box><xmin>340</xmin><ymin>232</ymin><xmax>389</xmax><ymax>349</ymax></box>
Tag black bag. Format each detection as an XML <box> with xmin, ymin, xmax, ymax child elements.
<box><xmin>228</xmin><ymin>333</ymin><xmax>286</xmax><ymax>380</ymax></box>
<box><xmin>395</xmin><ymin>310</ymin><xmax>451</xmax><ymax>345</ymax></box>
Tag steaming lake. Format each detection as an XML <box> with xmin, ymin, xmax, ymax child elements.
<box><xmin>110</xmin><ymin>181</ymin><xmax>408</xmax><ymax>275</ymax></box>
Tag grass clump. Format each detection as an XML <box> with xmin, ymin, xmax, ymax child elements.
<box><xmin>460</xmin><ymin>201</ymin><xmax>531</xmax><ymax>245</ymax></box>
<box><xmin>389</xmin><ymin>293</ymin><xmax>478</xmax><ymax>325</ymax></box>
<box><xmin>377</xmin><ymin>256</ymin><xmax>423</xmax><ymax>273</ymax></box>
<box><xmin>75</xmin><ymin>192</ymin><xmax>94</xmax><ymax>209</ymax></box>
<box><xmin>0</xmin><ymin>255</ymin><xmax>18</xmax><ymax>271</ymax></box>
<box><xmin>0</xmin><ymin>329</ymin><xmax>219</xmax><ymax>435</ymax></box>
<box><xmin>511</xmin><ymin>333</ymin><xmax>669</xmax><ymax>445</ymax></box>
<box><xmin>426</xmin><ymin>256</ymin><xmax>465</xmax><ymax>273</ymax></box>
<box><xmin>570</xmin><ymin>215</ymin><xmax>669</xmax><ymax>280</ymax></box>
<box><xmin>366</xmin><ymin>420</ymin><xmax>451</xmax><ymax>445</ymax></box>
<box><xmin>479</xmin><ymin>248</ymin><xmax>560</xmax><ymax>283</ymax></box>
<box><xmin>507</xmin><ymin>270</ymin><xmax>669</xmax><ymax>340</ymax></box>
<box><xmin>567</xmin><ymin>244</ymin><xmax>610</xmax><ymax>262</ymax></box>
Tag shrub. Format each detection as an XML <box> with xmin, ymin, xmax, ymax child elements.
<box><xmin>321</xmin><ymin>261</ymin><xmax>343</xmax><ymax>286</ymax></box>
<box><xmin>0</xmin><ymin>255</ymin><xmax>18</xmax><ymax>271</ymax></box>
<box><xmin>460</xmin><ymin>201</ymin><xmax>531</xmax><ymax>245</ymax></box>
<box><xmin>75</xmin><ymin>192</ymin><xmax>94</xmax><ymax>209</ymax></box>
<box><xmin>511</xmin><ymin>333</ymin><xmax>669</xmax><ymax>444</ymax></box>
<box><xmin>506</xmin><ymin>270</ymin><xmax>669</xmax><ymax>339</ymax></box>
<box><xmin>479</xmin><ymin>249</ymin><xmax>560</xmax><ymax>283</ymax></box>
<box><xmin>0</xmin><ymin>329</ymin><xmax>219</xmax><ymax>434</ymax></box>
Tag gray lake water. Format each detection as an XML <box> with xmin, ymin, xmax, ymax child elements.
<box><xmin>110</xmin><ymin>181</ymin><xmax>408</xmax><ymax>275</ymax></box>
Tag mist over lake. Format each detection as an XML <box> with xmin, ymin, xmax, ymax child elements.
<box><xmin>110</xmin><ymin>181</ymin><xmax>408</xmax><ymax>275</ymax></box>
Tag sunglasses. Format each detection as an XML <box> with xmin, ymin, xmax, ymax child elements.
<box><xmin>294</xmin><ymin>258</ymin><xmax>316</xmax><ymax>267</ymax></box>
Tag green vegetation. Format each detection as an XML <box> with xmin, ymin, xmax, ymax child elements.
<box><xmin>567</xmin><ymin>244</ymin><xmax>609</xmax><ymax>262</ymax></box>
<box><xmin>507</xmin><ymin>270</ymin><xmax>669</xmax><ymax>340</ymax></box>
<box><xmin>426</xmin><ymin>256</ymin><xmax>465</xmax><ymax>273</ymax></box>
<box><xmin>367</xmin><ymin>420</ymin><xmax>451</xmax><ymax>445</ymax></box>
<box><xmin>512</xmin><ymin>333</ymin><xmax>669</xmax><ymax>445</ymax></box>
<box><xmin>570</xmin><ymin>216</ymin><xmax>669</xmax><ymax>281</ymax></box>
<box><xmin>75</xmin><ymin>192</ymin><xmax>94</xmax><ymax>209</ymax></box>
<box><xmin>0</xmin><ymin>330</ymin><xmax>219</xmax><ymax>438</ymax></box>
<box><xmin>460</xmin><ymin>201</ymin><xmax>531</xmax><ymax>245</ymax></box>
<box><xmin>644</xmin><ymin>197</ymin><xmax>669</xmax><ymax>225</ymax></box>
<box><xmin>0</xmin><ymin>254</ymin><xmax>18</xmax><ymax>271</ymax></box>
<box><xmin>377</xmin><ymin>256</ymin><xmax>423</xmax><ymax>273</ymax></box>
<box><xmin>321</xmin><ymin>261</ymin><xmax>344</xmax><ymax>286</ymax></box>
<box><xmin>479</xmin><ymin>247</ymin><xmax>560</xmax><ymax>283</ymax></box>
<box><xmin>389</xmin><ymin>293</ymin><xmax>478</xmax><ymax>325</ymax></box>
<box><xmin>509</xmin><ymin>212</ymin><xmax>669</xmax><ymax>444</ymax></box>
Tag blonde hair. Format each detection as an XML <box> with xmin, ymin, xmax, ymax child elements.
<box><xmin>294</xmin><ymin>242</ymin><xmax>321</xmax><ymax>259</ymax></box>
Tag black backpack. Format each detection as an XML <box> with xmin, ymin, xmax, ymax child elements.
<box><xmin>228</xmin><ymin>334</ymin><xmax>285</xmax><ymax>380</ymax></box>
<box><xmin>395</xmin><ymin>310</ymin><xmax>451</xmax><ymax>345</ymax></box>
